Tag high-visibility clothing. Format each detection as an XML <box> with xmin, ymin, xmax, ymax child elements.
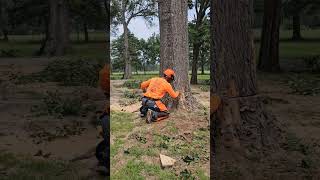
<box><xmin>99</xmin><ymin>64</ymin><xmax>110</xmax><ymax>113</ymax></box>
<box><xmin>163</xmin><ymin>69</ymin><xmax>175</xmax><ymax>78</ymax></box>
<box><xmin>140</xmin><ymin>77</ymin><xmax>179</xmax><ymax>111</ymax></box>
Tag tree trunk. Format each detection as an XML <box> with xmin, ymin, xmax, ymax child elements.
<box><xmin>190</xmin><ymin>43</ymin><xmax>200</xmax><ymax>84</ymax></box>
<box><xmin>46</xmin><ymin>0</ymin><xmax>70</xmax><ymax>56</ymax></box>
<box><xmin>200</xmin><ymin>52</ymin><xmax>205</xmax><ymax>75</ymax></box>
<box><xmin>36</xmin><ymin>17</ymin><xmax>50</xmax><ymax>56</ymax></box>
<box><xmin>83</xmin><ymin>22</ymin><xmax>89</xmax><ymax>42</ymax></box>
<box><xmin>121</xmin><ymin>1</ymin><xmax>132</xmax><ymax>79</ymax></box>
<box><xmin>211</xmin><ymin>0</ymin><xmax>282</xmax><ymax>178</ymax></box>
<box><xmin>2</xmin><ymin>29</ymin><xmax>8</xmax><ymax>42</ymax></box>
<box><xmin>159</xmin><ymin>0</ymin><xmax>196</xmax><ymax>110</ymax></box>
<box><xmin>122</xmin><ymin>24</ymin><xmax>132</xmax><ymax>79</ymax></box>
<box><xmin>0</xmin><ymin>1</ymin><xmax>9</xmax><ymax>42</ymax></box>
<box><xmin>258</xmin><ymin>0</ymin><xmax>281</xmax><ymax>72</ymax></box>
<box><xmin>104</xmin><ymin>0</ymin><xmax>111</xmax><ymax>65</ymax></box>
<box><xmin>292</xmin><ymin>13</ymin><xmax>302</xmax><ymax>40</ymax></box>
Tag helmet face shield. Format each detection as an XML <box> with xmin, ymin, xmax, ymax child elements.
<box><xmin>171</xmin><ymin>75</ymin><xmax>175</xmax><ymax>81</ymax></box>
<box><xmin>163</xmin><ymin>69</ymin><xmax>175</xmax><ymax>80</ymax></box>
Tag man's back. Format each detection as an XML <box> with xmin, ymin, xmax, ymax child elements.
<box><xmin>141</xmin><ymin>77</ymin><xmax>179</xmax><ymax>100</ymax></box>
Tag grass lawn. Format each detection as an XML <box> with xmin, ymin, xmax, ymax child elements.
<box><xmin>0</xmin><ymin>32</ymin><xmax>107</xmax><ymax>59</ymax></box>
<box><xmin>254</xmin><ymin>29</ymin><xmax>320</xmax><ymax>60</ymax></box>
<box><xmin>0</xmin><ymin>151</ymin><xmax>86</xmax><ymax>180</ymax></box>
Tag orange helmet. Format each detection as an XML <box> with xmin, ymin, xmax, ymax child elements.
<box><xmin>163</xmin><ymin>69</ymin><xmax>175</xmax><ymax>80</ymax></box>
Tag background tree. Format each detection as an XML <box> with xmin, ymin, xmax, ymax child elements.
<box><xmin>258</xmin><ymin>0</ymin><xmax>282</xmax><ymax>72</ymax></box>
<box><xmin>283</xmin><ymin>0</ymin><xmax>320</xmax><ymax>40</ymax></box>
<box><xmin>189</xmin><ymin>0</ymin><xmax>210</xmax><ymax>84</ymax></box>
<box><xmin>111</xmin><ymin>32</ymin><xmax>141</xmax><ymax>72</ymax></box>
<box><xmin>0</xmin><ymin>0</ymin><xmax>12</xmax><ymax>41</ymax></box>
<box><xmin>45</xmin><ymin>0</ymin><xmax>71</xmax><ymax>56</ymax></box>
<box><xmin>112</xmin><ymin>0</ymin><xmax>157</xmax><ymax>79</ymax></box>
<box><xmin>159</xmin><ymin>0</ymin><xmax>196</xmax><ymax>109</ymax></box>
<box><xmin>139</xmin><ymin>34</ymin><xmax>160</xmax><ymax>74</ymax></box>
<box><xmin>189</xmin><ymin>18</ymin><xmax>210</xmax><ymax>76</ymax></box>
<box><xmin>69</xmin><ymin>0</ymin><xmax>105</xmax><ymax>42</ymax></box>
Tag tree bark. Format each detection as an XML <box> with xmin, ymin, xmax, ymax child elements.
<box><xmin>46</xmin><ymin>0</ymin><xmax>70</xmax><ymax>56</ymax></box>
<box><xmin>36</xmin><ymin>17</ymin><xmax>50</xmax><ymax>56</ymax></box>
<box><xmin>190</xmin><ymin>0</ymin><xmax>209</xmax><ymax>85</ymax></box>
<box><xmin>159</xmin><ymin>0</ymin><xmax>196</xmax><ymax>110</ymax></box>
<box><xmin>83</xmin><ymin>22</ymin><xmax>89</xmax><ymax>42</ymax></box>
<box><xmin>0</xmin><ymin>1</ymin><xmax>9</xmax><ymax>42</ymax></box>
<box><xmin>122</xmin><ymin>23</ymin><xmax>132</xmax><ymax>79</ymax></box>
<box><xmin>200</xmin><ymin>51</ymin><xmax>205</xmax><ymax>75</ymax></box>
<box><xmin>104</xmin><ymin>0</ymin><xmax>111</xmax><ymax>65</ymax></box>
<box><xmin>190</xmin><ymin>43</ymin><xmax>200</xmax><ymax>84</ymax></box>
<box><xmin>211</xmin><ymin>0</ymin><xmax>282</xmax><ymax>178</ymax></box>
<box><xmin>2</xmin><ymin>29</ymin><xmax>8</xmax><ymax>42</ymax></box>
<box><xmin>258</xmin><ymin>0</ymin><xmax>281</xmax><ymax>72</ymax></box>
<box><xmin>292</xmin><ymin>13</ymin><xmax>302</xmax><ymax>40</ymax></box>
<box><xmin>122</xmin><ymin>1</ymin><xmax>132</xmax><ymax>79</ymax></box>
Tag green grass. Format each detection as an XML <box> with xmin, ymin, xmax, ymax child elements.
<box><xmin>0</xmin><ymin>32</ymin><xmax>107</xmax><ymax>59</ymax></box>
<box><xmin>0</xmin><ymin>151</ymin><xmax>84</xmax><ymax>180</ymax></box>
<box><xmin>111</xmin><ymin>111</ymin><xmax>135</xmax><ymax>138</ymax></box>
<box><xmin>112</xmin><ymin>160</ymin><xmax>176</xmax><ymax>180</ymax></box>
<box><xmin>255</xmin><ymin>41</ymin><xmax>320</xmax><ymax>60</ymax></box>
<box><xmin>254</xmin><ymin>29</ymin><xmax>320</xmax><ymax>40</ymax></box>
<box><xmin>254</xmin><ymin>29</ymin><xmax>320</xmax><ymax>61</ymax></box>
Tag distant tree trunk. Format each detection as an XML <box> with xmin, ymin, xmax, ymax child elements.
<box><xmin>36</xmin><ymin>17</ymin><xmax>49</xmax><ymax>56</ymax></box>
<box><xmin>200</xmin><ymin>51</ymin><xmax>205</xmax><ymax>75</ymax></box>
<box><xmin>46</xmin><ymin>0</ymin><xmax>70</xmax><ymax>56</ymax></box>
<box><xmin>83</xmin><ymin>22</ymin><xmax>89</xmax><ymax>42</ymax></box>
<box><xmin>190</xmin><ymin>0</ymin><xmax>209</xmax><ymax>85</ymax></box>
<box><xmin>159</xmin><ymin>0</ymin><xmax>196</xmax><ymax>110</ymax></box>
<box><xmin>2</xmin><ymin>29</ymin><xmax>8</xmax><ymax>42</ymax></box>
<box><xmin>211</xmin><ymin>0</ymin><xmax>281</xmax><ymax>178</ymax></box>
<box><xmin>121</xmin><ymin>1</ymin><xmax>132</xmax><ymax>79</ymax></box>
<box><xmin>191</xmin><ymin>43</ymin><xmax>200</xmax><ymax>84</ymax></box>
<box><xmin>0</xmin><ymin>1</ymin><xmax>9</xmax><ymax>42</ymax></box>
<box><xmin>258</xmin><ymin>0</ymin><xmax>281</xmax><ymax>72</ymax></box>
<box><xmin>104</xmin><ymin>0</ymin><xmax>111</xmax><ymax>66</ymax></box>
<box><xmin>77</xmin><ymin>27</ymin><xmax>80</xmax><ymax>42</ymax></box>
<box><xmin>143</xmin><ymin>64</ymin><xmax>146</xmax><ymax>75</ymax></box>
<box><xmin>292</xmin><ymin>13</ymin><xmax>302</xmax><ymax>40</ymax></box>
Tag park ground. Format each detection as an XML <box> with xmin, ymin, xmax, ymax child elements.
<box><xmin>0</xmin><ymin>30</ymin><xmax>319</xmax><ymax>179</ymax></box>
<box><xmin>0</xmin><ymin>33</ymin><xmax>107</xmax><ymax>179</ymax></box>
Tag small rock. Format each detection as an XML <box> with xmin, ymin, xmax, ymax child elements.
<box><xmin>160</xmin><ymin>154</ymin><xmax>176</xmax><ymax>167</ymax></box>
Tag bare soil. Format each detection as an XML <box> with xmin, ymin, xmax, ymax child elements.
<box><xmin>0</xmin><ymin>58</ymin><xmax>107</xmax><ymax>179</ymax></box>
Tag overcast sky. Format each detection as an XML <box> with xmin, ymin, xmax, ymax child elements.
<box><xmin>111</xmin><ymin>9</ymin><xmax>196</xmax><ymax>40</ymax></box>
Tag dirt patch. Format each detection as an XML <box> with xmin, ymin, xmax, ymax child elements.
<box><xmin>0</xmin><ymin>58</ymin><xmax>107</xmax><ymax>178</ymax></box>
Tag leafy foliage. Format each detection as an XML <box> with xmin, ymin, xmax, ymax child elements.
<box><xmin>303</xmin><ymin>55</ymin><xmax>320</xmax><ymax>72</ymax></box>
<box><xmin>112</xmin><ymin>33</ymin><xmax>160</xmax><ymax>72</ymax></box>
<box><xmin>17</xmin><ymin>58</ymin><xmax>102</xmax><ymax>87</ymax></box>
<box><xmin>122</xmin><ymin>80</ymin><xmax>141</xmax><ymax>89</ymax></box>
<box><xmin>286</xmin><ymin>74</ymin><xmax>320</xmax><ymax>95</ymax></box>
<box><xmin>31</xmin><ymin>90</ymin><xmax>84</xmax><ymax>118</ymax></box>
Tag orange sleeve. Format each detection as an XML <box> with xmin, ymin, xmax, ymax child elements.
<box><xmin>165</xmin><ymin>83</ymin><xmax>179</xmax><ymax>98</ymax></box>
<box><xmin>141</xmin><ymin>79</ymin><xmax>151</xmax><ymax>90</ymax></box>
<box><xmin>99</xmin><ymin>64</ymin><xmax>110</xmax><ymax>92</ymax></box>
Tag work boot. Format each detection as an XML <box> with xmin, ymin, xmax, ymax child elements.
<box><xmin>146</xmin><ymin>109</ymin><xmax>154</xmax><ymax>124</ymax></box>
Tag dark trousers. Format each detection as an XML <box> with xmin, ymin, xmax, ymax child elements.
<box><xmin>140</xmin><ymin>97</ymin><xmax>169</xmax><ymax>119</ymax></box>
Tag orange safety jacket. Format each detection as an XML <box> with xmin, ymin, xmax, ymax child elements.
<box><xmin>140</xmin><ymin>77</ymin><xmax>179</xmax><ymax>111</ymax></box>
<box><xmin>99</xmin><ymin>64</ymin><xmax>110</xmax><ymax>113</ymax></box>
